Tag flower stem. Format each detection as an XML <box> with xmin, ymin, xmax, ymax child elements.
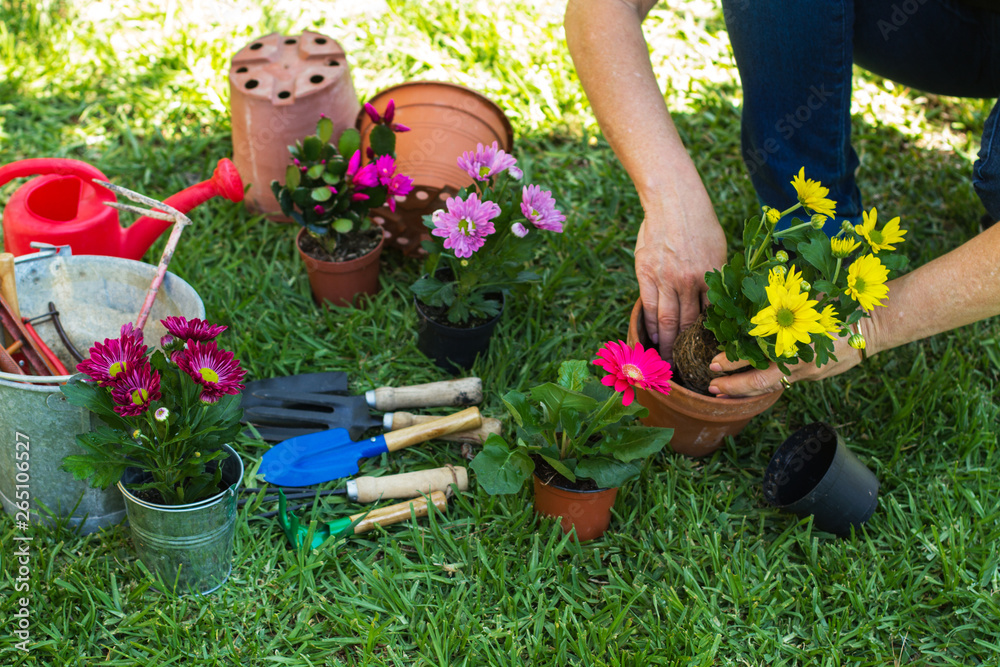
<box><xmin>748</xmin><ymin>203</ymin><xmax>802</xmax><ymax>271</ymax></box>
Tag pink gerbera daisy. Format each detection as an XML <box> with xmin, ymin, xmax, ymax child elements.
<box><xmin>177</xmin><ymin>341</ymin><xmax>246</xmax><ymax>401</ymax></box>
<box><xmin>593</xmin><ymin>340</ymin><xmax>672</xmax><ymax>406</ymax></box>
<box><xmin>520</xmin><ymin>185</ymin><xmax>565</xmax><ymax>233</ymax></box>
<box><xmin>110</xmin><ymin>363</ymin><xmax>162</xmax><ymax>416</ymax></box>
<box><xmin>430</xmin><ymin>192</ymin><xmax>501</xmax><ymax>258</ymax></box>
<box><xmin>457</xmin><ymin>141</ymin><xmax>520</xmax><ymax>182</ymax></box>
<box><xmin>77</xmin><ymin>323</ymin><xmax>148</xmax><ymax>386</ymax></box>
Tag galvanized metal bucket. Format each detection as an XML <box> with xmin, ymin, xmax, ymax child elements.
<box><xmin>118</xmin><ymin>444</ymin><xmax>243</xmax><ymax>595</ymax></box>
<box><xmin>0</xmin><ymin>247</ymin><xmax>205</xmax><ymax>534</ymax></box>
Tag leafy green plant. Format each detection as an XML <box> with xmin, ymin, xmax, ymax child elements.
<box><xmin>60</xmin><ymin>318</ymin><xmax>245</xmax><ymax>505</ymax></box>
<box><xmin>471</xmin><ymin>342</ymin><xmax>673</xmax><ymax>492</ymax></box>
<box><xmin>271</xmin><ymin>102</ymin><xmax>412</xmax><ymax>256</ymax></box>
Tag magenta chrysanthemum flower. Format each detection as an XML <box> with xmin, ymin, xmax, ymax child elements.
<box><xmin>177</xmin><ymin>341</ymin><xmax>246</xmax><ymax>400</ymax></box>
<box><xmin>593</xmin><ymin>340</ymin><xmax>672</xmax><ymax>406</ymax></box>
<box><xmin>346</xmin><ymin>150</ymin><xmax>379</xmax><ymax>189</ymax></box>
<box><xmin>430</xmin><ymin>192</ymin><xmax>501</xmax><ymax>258</ymax></box>
<box><xmin>386</xmin><ymin>173</ymin><xmax>414</xmax><ymax>212</ymax></box>
<box><xmin>457</xmin><ymin>142</ymin><xmax>519</xmax><ymax>182</ymax></box>
<box><xmin>520</xmin><ymin>185</ymin><xmax>565</xmax><ymax>233</ymax></box>
<box><xmin>110</xmin><ymin>363</ymin><xmax>162</xmax><ymax>416</ymax></box>
<box><xmin>161</xmin><ymin>317</ymin><xmax>227</xmax><ymax>345</ymax></box>
<box><xmin>77</xmin><ymin>324</ymin><xmax>148</xmax><ymax>386</ymax></box>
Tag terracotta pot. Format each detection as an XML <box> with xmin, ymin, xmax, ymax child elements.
<box><xmin>626</xmin><ymin>298</ymin><xmax>783</xmax><ymax>457</ymax></box>
<box><xmin>532</xmin><ymin>475</ymin><xmax>618</xmax><ymax>542</ymax></box>
<box><xmin>229</xmin><ymin>31</ymin><xmax>361</xmax><ymax>220</ymax></box>
<box><xmin>296</xmin><ymin>228</ymin><xmax>383</xmax><ymax>307</ymax></box>
<box><xmin>357</xmin><ymin>81</ymin><xmax>514</xmax><ymax>255</ymax></box>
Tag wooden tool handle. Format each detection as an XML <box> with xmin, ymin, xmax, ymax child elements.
<box><xmin>389</xmin><ymin>412</ymin><xmax>501</xmax><ymax>444</ymax></box>
<box><xmin>349</xmin><ymin>491</ymin><xmax>448</xmax><ymax>534</ymax></box>
<box><xmin>350</xmin><ymin>465</ymin><xmax>468</xmax><ymax>503</ymax></box>
<box><xmin>382</xmin><ymin>407</ymin><xmax>481</xmax><ymax>452</ymax></box>
<box><xmin>0</xmin><ymin>253</ymin><xmax>19</xmax><ymax>321</ymax></box>
<box><xmin>0</xmin><ymin>344</ymin><xmax>24</xmax><ymax>375</ymax></box>
<box><xmin>368</xmin><ymin>377</ymin><xmax>482</xmax><ymax>410</ymax></box>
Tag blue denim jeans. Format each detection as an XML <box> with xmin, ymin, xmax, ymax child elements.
<box><xmin>721</xmin><ymin>0</ymin><xmax>1000</xmax><ymax>232</ymax></box>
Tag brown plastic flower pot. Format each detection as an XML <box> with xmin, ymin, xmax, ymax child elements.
<box><xmin>533</xmin><ymin>475</ymin><xmax>618</xmax><ymax>542</ymax></box>
<box><xmin>296</xmin><ymin>228</ymin><xmax>383</xmax><ymax>307</ymax></box>
<box><xmin>229</xmin><ymin>31</ymin><xmax>360</xmax><ymax>220</ymax></box>
<box><xmin>626</xmin><ymin>298</ymin><xmax>783</xmax><ymax>457</ymax></box>
<box><xmin>357</xmin><ymin>81</ymin><xmax>514</xmax><ymax>255</ymax></box>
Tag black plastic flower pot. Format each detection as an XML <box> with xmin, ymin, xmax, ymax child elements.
<box><xmin>762</xmin><ymin>422</ymin><xmax>879</xmax><ymax>537</ymax></box>
<box><xmin>414</xmin><ymin>295</ymin><xmax>503</xmax><ymax>372</ymax></box>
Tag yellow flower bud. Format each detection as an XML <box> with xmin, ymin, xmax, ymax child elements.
<box><xmin>764</xmin><ymin>207</ymin><xmax>782</xmax><ymax>225</ymax></box>
<box><xmin>841</xmin><ymin>219</ymin><xmax>855</xmax><ymax>234</ymax></box>
<box><xmin>848</xmin><ymin>333</ymin><xmax>866</xmax><ymax>350</ymax></box>
<box><xmin>799</xmin><ymin>280</ymin><xmax>811</xmax><ymax>292</ymax></box>
<box><xmin>775</xmin><ymin>250</ymin><xmax>789</xmax><ymax>263</ymax></box>
<box><xmin>811</xmin><ymin>214</ymin><xmax>827</xmax><ymax>230</ymax></box>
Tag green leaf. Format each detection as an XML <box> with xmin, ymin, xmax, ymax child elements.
<box><xmin>311</xmin><ymin>186</ymin><xmax>332</xmax><ymax>202</ymax></box>
<box><xmin>306</xmin><ymin>164</ymin><xmax>325</xmax><ymax>180</ymax></box>
<box><xmin>370</xmin><ymin>124</ymin><xmax>396</xmax><ymax>156</ymax></box>
<box><xmin>574</xmin><ymin>457</ymin><xmax>643</xmax><ymax>489</ymax></box>
<box><xmin>557</xmin><ymin>360</ymin><xmax>591</xmax><ymax>391</ymax></box>
<box><xmin>332</xmin><ymin>218</ymin><xmax>354</xmax><ymax>233</ymax></box>
<box><xmin>499</xmin><ymin>390</ymin><xmax>532</xmax><ymax>428</ymax></box>
<box><xmin>798</xmin><ymin>235</ymin><xmax>835</xmax><ymax>276</ymax></box>
<box><xmin>302</xmin><ymin>136</ymin><xmax>323</xmax><ymax>162</ymax></box>
<box><xmin>317</xmin><ymin>116</ymin><xmax>334</xmax><ymax>144</ymax></box>
<box><xmin>599</xmin><ymin>425</ymin><xmax>673</xmax><ymax>462</ymax></box>
<box><xmin>538</xmin><ymin>454</ymin><xmax>576</xmax><ymax>482</ymax></box>
<box><xmin>338</xmin><ymin>128</ymin><xmax>360</xmax><ymax>159</ymax></box>
<box><xmin>528</xmin><ymin>383</ymin><xmax>599</xmax><ymax>423</ymax></box>
<box><xmin>469</xmin><ymin>435</ymin><xmax>535</xmax><ymax>495</ymax></box>
<box><xmin>284</xmin><ymin>164</ymin><xmax>301</xmax><ymax>190</ymax></box>
<box><xmin>741</xmin><ymin>275</ymin><xmax>766</xmax><ymax>305</ymax></box>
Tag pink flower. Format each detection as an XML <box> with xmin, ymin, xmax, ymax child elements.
<box><xmin>593</xmin><ymin>340</ymin><xmax>672</xmax><ymax>406</ymax></box>
<box><xmin>430</xmin><ymin>192</ymin><xmax>501</xmax><ymax>258</ymax></box>
<box><xmin>373</xmin><ymin>155</ymin><xmax>397</xmax><ymax>186</ymax></box>
<box><xmin>363</xmin><ymin>102</ymin><xmax>381</xmax><ymax>124</ymax></box>
<box><xmin>161</xmin><ymin>317</ymin><xmax>227</xmax><ymax>343</ymax></box>
<box><xmin>520</xmin><ymin>185</ymin><xmax>565</xmax><ymax>233</ymax></box>
<box><xmin>110</xmin><ymin>363</ymin><xmax>161</xmax><ymax>416</ymax></box>
<box><xmin>386</xmin><ymin>173</ymin><xmax>414</xmax><ymax>212</ymax></box>
<box><xmin>77</xmin><ymin>323</ymin><xmax>147</xmax><ymax>386</ymax></box>
<box><xmin>457</xmin><ymin>141</ymin><xmax>519</xmax><ymax>182</ymax></box>
<box><xmin>511</xmin><ymin>222</ymin><xmax>529</xmax><ymax>238</ymax></box>
<box><xmin>177</xmin><ymin>341</ymin><xmax>246</xmax><ymax>401</ymax></box>
<box><xmin>346</xmin><ymin>150</ymin><xmax>378</xmax><ymax>189</ymax></box>
<box><xmin>313</xmin><ymin>204</ymin><xmax>325</xmax><ymax>214</ymax></box>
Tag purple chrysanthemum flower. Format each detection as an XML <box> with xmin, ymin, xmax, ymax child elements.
<box><xmin>386</xmin><ymin>173</ymin><xmax>414</xmax><ymax>212</ymax></box>
<box><xmin>77</xmin><ymin>323</ymin><xmax>147</xmax><ymax>386</ymax></box>
<box><xmin>110</xmin><ymin>363</ymin><xmax>161</xmax><ymax>416</ymax></box>
<box><xmin>161</xmin><ymin>317</ymin><xmax>227</xmax><ymax>343</ymax></box>
<box><xmin>520</xmin><ymin>185</ymin><xmax>565</xmax><ymax>232</ymax></box>
<box><xmin>511</xmin><ymin>222</ymin><xmax>529</xmax><ymax>238</ymax></box>
<box><xmin>457</xmin><ymin>142</ymin><xmax>519</xmax><ymax>182</ymax></box>
<box><xmin>430</xmin><ymin>192</ymin><xmax>501</xmax><ymax>258</ymax></box>
<box><xmin>177</xmin><ymin>341</ymin><xmax>246</xmax><ymax>400</ymax></box>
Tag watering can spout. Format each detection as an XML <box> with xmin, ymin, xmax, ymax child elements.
<box><xmin>121</xmin><ymin>158</ymin><xmax>244</xmax><ymax>260</ymax></box>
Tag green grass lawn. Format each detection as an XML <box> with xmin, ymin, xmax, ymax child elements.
<box><xmin>2</xmin><ymin>0</ymin><xmax>998</xmax><ymax>664</ymax></box>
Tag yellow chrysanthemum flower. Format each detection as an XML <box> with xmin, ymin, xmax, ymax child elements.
<box><xmin>749</xmin><ymin>283</ymin><xmax>826</xmax><ymax>358</ymax></box>
<box><xmin>846</xmin><ymin>254</ymin><xmax>890</xmax><ymax>311</ymax></box>
<box><xmin>855</xmin><ymin>208</ymin><xmax>906</xmax><ymax>254</ymax></box>
<box><xmin>831</xmin><ymin>236</ymin><xmax>861</xmax><ymax>258</ymax></box>
<box><xmin>817</xmin><ymin>304</ymin><xmax>840</xmax><ymax>340</ymax></box>
<box><xmin>769</xmin><ymin>264</ymin><xmax>802</xmax><ymax>291</ymax></box>
<box><xmin>790</xmin><ymin>167</ymin><xmax>836</xmax><ymax>218</ymax></box>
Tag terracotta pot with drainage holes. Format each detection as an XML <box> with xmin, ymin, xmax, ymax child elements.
<box><xmin>229</xmin><ymin>31</ymin><xmax>360</xmax><ymax>220</ymax></box>
<box><xmin>357</xmin><ymin>81</ymin><xmax>514</xmax><ymax>255</ymax></box>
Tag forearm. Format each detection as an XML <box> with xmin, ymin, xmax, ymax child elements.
<box><xmin>564</xmin><ymin>0</ymin><xmax>709</xmax><ymax>223</ymax></box>
<box><xmin>867</xmin><ymin>221</ymin><xmax>1000</xmax><ymax>355</ymax></box>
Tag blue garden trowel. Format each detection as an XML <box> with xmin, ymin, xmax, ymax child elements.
<box><xmin>257</xmin><ymin>407</ymin><xmax>481</xmax><ymax>486</ymax></box>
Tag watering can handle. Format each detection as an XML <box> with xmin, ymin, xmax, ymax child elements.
<box><xmin>0</xmin><ymin>158</ymin><xmax>109</xmax><ymax>190</ymax></box>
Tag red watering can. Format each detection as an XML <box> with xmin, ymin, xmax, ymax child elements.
<box><xmin>0</xmin><ymin>157</ymin><xmax>244</xmax><ymax>260</ymax></box>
